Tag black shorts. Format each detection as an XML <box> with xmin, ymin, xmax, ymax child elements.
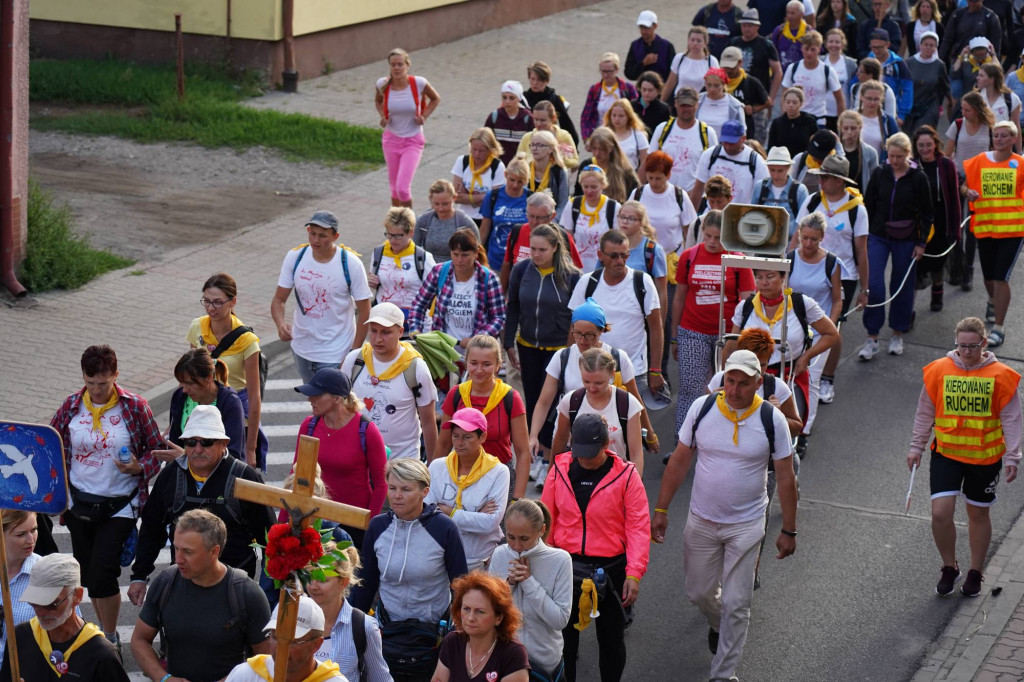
<box><xmin>977</xmin><ymin>236</ymin><xmax>1023</xmax><ymax>282</ymax></box>
<box><xmin>930</xmin><ymin>450</ymin><xmax>1002</xmax><ymax>506</ymax></box>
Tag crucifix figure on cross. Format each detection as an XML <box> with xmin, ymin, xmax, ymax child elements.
<box><xmin>234</xmin><ymin>434</ymin><xmax>372</xmax><ymax>682</ymax></box>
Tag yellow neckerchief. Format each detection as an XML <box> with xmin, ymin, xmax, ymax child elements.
<box><xmin>199</xmin><ymin>314</ymin><xmax>259</xmax><ymax>357</ymax></box>
<box><xmin>782</xmin><ymin>19</ymin><xmax>807</xmax><ymax>41</ymax></box>
<box><xmin>189</xmin><ymin>463</ymin><xmax>209</xmax><ymax>483</ymax></box>
<box><xmin>458</xmin><ymin>378</ymin><xmax>512</xmax><ymax>416</ymax></box>
<box><xmin>383</xmin><ymin>240</ymin><xmax>416</xmax><ymax>269</ymax></box>
<box><xmin>820</xmin><ymin>188</ymin><xmax>864</xmax><ymax>217</ymax></box>
<box><xmin>245</xmin><ymin>654</ymin><xmax>342</xmax><ymax>682</ymax></box>
<box><xmin>362</xmin><ymin>341</ymin><xmax>421</xmax><ymax>382</ymax></box>
<box><xmin>601</xmin><ymin>79</ymin><xmax>619</xmax><ymax>97</ymax></box>
<box><xmin>1017</xmin><ymin>64</ymin><xmax>1024</xmax><ymax>82</ymax></box>
<box><xmin>529</xmin><ymin>160</ymin><xmax>552</xmax><ymax>192</ymax></box>
<box><xmin>537</xmin><ymin>266</ymin><xmax>555</xmax><ymax>276</ymax></box>
<box><xmin>805</xmin><ymin>149</ymin><xmax>835</xmax><ymax>170</ymax></box>
<box><xmin>716</xmin><ymin>391</ymin><xmax>765</xmax><ymax>445</ymax></box>
<box><xmin>81</xmin><ymin>389</ymin><xmax>118</xmax><ymax>435</ymax></box>
<box><xmin>575</xmin><ymin>577</ymin><xmax>599</xmax><ymax>630</ymax></box>
<box><xmin>725</xmin><ymin>68</ymin><xmax>746</xmax><ymax>94</ymax></box>
<box><xmin>30</xmin><ymin>617</ymin><xmax>104</xmax><ymax>677</ymax></box>
<box><xmin>751</xmin><ymin>291</ymin><xmax>791</xmax><ymax>327</ymax></box>
<box><xmin>580</xmin><ymin>195</ymin><xmax>608</xmax><ymax>228</ymax></box>
<box><xmin>445</xmin><ymin>448</ymin><xmax>500</xmax><ymax>509</ymax></box>
<box><xmin>968</xmin><ymin>54</ymin><xmax>994</xmax><ymax>73</ymax></box>
<box><xmin>469</xmin><ymin>154</ymin><xmax>496</xmax><ymax>192</ymax></box>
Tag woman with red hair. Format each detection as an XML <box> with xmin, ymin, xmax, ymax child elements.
<box><xmin>432</xmin><ymin>571</ymin><xmax>529</xmax><ymax>682</ymax></box>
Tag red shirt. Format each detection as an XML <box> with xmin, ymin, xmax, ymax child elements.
<box><xmin>440</xmin><ymin>388</ymin><xmax>527</xmax><ymax>464</ymax></box>
<box><xmin>677</xmin><ymin>244</ymin><xmax>755</xmax><ymax>336</ymax></box>
<box><xmin>504</xmin><ymin>223</ymin><xmax>584</xmax><ymax>268</ymax></box>
<box><xmin>294</xmin><ymin>415</ymin><xmax>388</xmax><ymax>514</ymax></box>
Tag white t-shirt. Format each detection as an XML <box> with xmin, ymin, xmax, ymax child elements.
<box><xmin>852</xmin><ymin>84</ymin><xmax>897</xmax><ymax>119</ymax></box>
<box><xmin>695</xmin><ymin>145</ymin><xmax>770</xmax><ymax>204</ymax></box>
<box><xmin>630</xmin><ymin>183</ymin><xmax>697</xmax><ymax>253</ymax></box>
<box><xmin>374</xmin><ymin>247</ymin><xmax>437</xmax><ymax>309</ymax></box>
<box><xmin>617</xmin><ymin>128</ymin><xmax>650</xmax><ymax>170</ymax></box>
<box><xmin>446</xmin><ymin>278</ymin><xmax>477</xmax><ymax>343</ymax></box>
<box><xmin>670</xmin><ymin>54</ymin><xmax>719</xmax><ymax>94</ymax></box>
<box><xmin>450</xmin><ymin>156</ymin><xmax>507</xmax><ymax>220</ymax></box>
<box><xmin>859</xmin><ymin>115</ymin><xmax>884</xmax><ymax>157</ymax></box>
<box><xmin>559</xmin><ymin>199</ymin><xmax>621</xmax><ymax>272</ymax></box>
<box><xmin>544</xmin><ymin>342</ymin><xmax>638</xmax><ymax>391</ymax></box>
<box><xmin>278</xmin><ymin>245</ymin><xmax>373</xmax><ymax>363</ymax></box>
<box><xmin>341</xmin><ymin>349</ymin><xmax>437</xmax><ymax>460</ymax></box>
<box><xmin>796</xmin><ymin>191</ymin><xmax>868</xmax><ymax>279</ymax></box>
<box><xmin>68</xmin><ymin>402</ymin><xmax>138</xmax><ymax>519</ymax></box>
<box><xmin>557</xmin><ymin>389</ymin><xmax>644</xmax><ymax>462</ymax></box>
<box><xmin>598</xmin><ymin>86</ymin><xmax>627</xmax><ymax>121</ymax></box>
<box><xmin>568</xmin><ymin>268</ymin><xmax>660</xmax><ymax>371</ymax></box>
<box><xmin>825</xmin><ymin>55</ymin><xmax>850</xmax><ymax>117</ymax></box>
<box><xmin>708</xmin><ymin>370</ymin><xmax>793</xmax><ymax>403</ymax></box>
<box><xmin>376</xmin><ymin>75</ymin><xmax>428</xmax><ymax>138</ymax></box>
<box><xmin>650</xmin><ymin>121</ymin><xmax>719</xmax><ymax>192</ymax></box>
<box><xmin>988</xmin><ymin>91</ymin><xmax>1022</xmax><ymax>125</ymax></box>
<box><xmin>781</xmin><ymin>60</ymin><xmax>841</xmax><ymax>119</ymax></box>
<box><xmin>678</xmin><ymin>395</ymin><xmax>793</xmax><ymax>524</ymax></box>
<box><xmin>694</xmin><ymin>95</ymin><xmax>738</xmax><ymax>138</ymax></box>
<box><xmin>729</xmin><ymin>293</ymin><xmax>825</xmax><ymax>364</ymax></box>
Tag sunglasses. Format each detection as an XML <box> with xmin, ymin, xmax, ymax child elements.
<box><xmin>182</xmin><ymin>438</ymin><xmax>218</xmax><ymax>448</ymax></box>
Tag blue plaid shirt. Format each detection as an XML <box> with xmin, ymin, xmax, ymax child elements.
<box><xmin>407</xmin><ymin>262</ymin><xmax>506</xmax><ymax>338</ymax></box>
<box><xmin>1</xmin><ymin>553</ymin><xmax>40</xmax><ymax>662</ymax></box>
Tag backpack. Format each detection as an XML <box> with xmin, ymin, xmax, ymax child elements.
<box><xmin>351</xmin><ymin>607</ymin><xmax>369</xmax><ymax>682</ymax></box>
<box><xmin>756</xmin><ymin>179</ymin><xmax>801</xmax><ymax>219</ymax></box>
<box><xmin>371</xmin><ymin>244</ymin><xmax>428</xmax><ymax>304</ymax></box>
<box><xmin>210</xmin><ymin>325</ymin><xmax>269</xmax><ymax>399</ymax></box>
<box><xmin>450</xmin><ymin>387</ymin><xmax>516</xmax><ymax>421</ymax></box>
<box><xmin>634</xmin><ymin>184</ymin><xmax>687</xmax><ymax>214</ymax></box>
<box><xmin>717</xmin><ymin>371</ymin><xmax>777</xmax><ymax>401</ymax></box>
<box><xmin>461</xmin><ymin>155</ymin><xmax>502</xmax><ymax>179</ymax></box>
<box><xmin>567</xmin><ymin>387</ymin><xmax>633</xmax><ymax>461</ymax></box>
<box><xmin>557</xmin><ymin>346</ymin><xmax>627</xmax><ymax>397</ymax></box>
<box><xmin>307</xmin><ymin>414</ymin><xmax>372</xmax><ymax>457</ymax></box>
<box><xmin>570</xmin><ymin>195</ymin><xmax>617</xmax><ymax>228</ymax></box>
<box><xmin>490</xmin><ymin>108</ymin><xmax>532</xmax><ymax>127</ymax></box>
<box><xmin>739</xmin><ymin>292</ymin><xmax>813</xmax><ymax>351</ymax></box>
<box><xmin>171</xmin><ymin>452</ymin><xmax>248</xmax><ymax>527</ymax></box>
<box><xmin>787</xmin><ymin>249</ymin><xmax>838</xmax><ymax>289</ymax></box>
<box><xmin>806</xmin><ymin>192</ymin><xmax>864</xmax><ymax>265</ymax></box>
<box><xmin>785</xmin><ymin>61</ymin><xmax>833</xmax><ymax>110</ymax></box>
<box><xmin>583</xmin><ymin>268</ymin><xmax>649</xmax><ymax>332</ymax></box>
<box><xmin>699</xmin><ymin>3</ymin><xmax>743</xmax><ymax>26</ymax></box>
<box><xmin>350</xmin><ymin>355</ymin><xmax>423</xmax><ymax>401</ymax></box>
<box><xmin>153</xmin><ymin>564</ymin><xmax>256</xmax><ymax>656</ymax></box>
<box><xmin>291</xmin><ymin>244</ymin><xmax>353</xmax><ymax>316</ymax></box>
<box><xmin>953</xmin><ymin>117</ymin><xmax>994</xmax><ymax>150</ymax></box>
<box><xmin>690</xmin><ymin>393</ymin><xmax>776</xmax><ymax>457</ymax></box>
<box><xmin>708</xmin><ymin>144</ymin><xmax>758</xmax><ymax>177</ymax></box>
<box><xmin>382</xmin><ymin>76</ymin><xmax>421</xmax><ymax>119</ymax></box>
<box><xmin>657</xmin><ymin>118</ymin><xmax>710</xmax><ymax>151</ymax></box>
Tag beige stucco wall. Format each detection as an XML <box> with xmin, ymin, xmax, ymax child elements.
<box><xmin>12</xmin><ymin>0</ymin><xmax>28</xmax><ymax>265</ymax></box>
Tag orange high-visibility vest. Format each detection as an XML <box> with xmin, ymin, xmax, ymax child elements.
<box><xmin>923</xmin><ymin>357</ymin><xmax>1021</xmax><ymax>466</ymax></box>
<box><xmin>964</xmin><ymin>152</ymin><xmax>1024</xmax><ymax>239</ymax></box>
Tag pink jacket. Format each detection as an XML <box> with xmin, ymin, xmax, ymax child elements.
<box><xmin>541</xmin><ymin>451</ymin><xmax>651</xmax><ymax>580</ymax></box>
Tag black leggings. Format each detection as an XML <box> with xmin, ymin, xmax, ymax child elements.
<box><xmin>562</xmin><ymin>556</ymin><xmax>627</xmax><ymax>682</ymax></box>
<box><xmin>518</xmin><ymin>343</ymin><xmax>558</xmax><ymax>447</ymax></box>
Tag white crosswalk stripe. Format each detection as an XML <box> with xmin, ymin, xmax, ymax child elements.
<box><xmin>259</xmin><ymin>400</ymin><xmax>313</xmax><ymax>414</ymax></box>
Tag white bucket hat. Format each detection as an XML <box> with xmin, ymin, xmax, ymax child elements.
<box><xmin>180</xmin><ymin>404</ymin><xmax>229</xmax><ymax>441</ymax></box>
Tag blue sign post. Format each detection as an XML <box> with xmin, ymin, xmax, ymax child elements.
<box><xmin>0</xmin><ymin>420</ymin><xmax>68</xmax><ymax>682</ymax></box>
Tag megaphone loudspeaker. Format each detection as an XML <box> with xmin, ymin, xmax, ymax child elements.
<box><xmin>720</xmin><ymin>203</ymin><xmax>790</xmax><ymax>256</ymax></box>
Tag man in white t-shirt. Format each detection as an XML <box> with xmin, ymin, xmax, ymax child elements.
<box><xmin>780</xmin><ymin>30</ymin><xmax>844</xmax><ymax>124</ymax></box>
<box><xmin>650</xmin><ymin>88</ymin><xmax>719</xmax><ymax>194</ymax></box>
<box><xmin>272</xmin><ymin>211</ymin><xmax>373</xmax><ymax>384</ymax></box>
<box><xmin>568</xmin><ymin>230</ymin><xmax>665</xmax><ymax>398</ymax></box>
<box><xmin>341</xmin><ymin>302</ymin><xmax>437</xmax><ymax>460</ymax></box>
<box><xmin>692</xmin><ymin>119</ymin><xmax>770</xmax><ymax>206</ymax></box>
<box><xmin>652</xmin><ymin>350</ymin><xmax>796</xmax><ymax>682</ymax></box>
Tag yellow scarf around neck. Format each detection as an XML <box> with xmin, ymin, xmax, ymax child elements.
<box><xmin>580</xmin><ymin>195</ymin><xmax>608</xmax><ymax>228</ymax></box>
<box><xmin>968</xmin><ymin>54</ymin><xmax>993</xmax><ymax>73</ymax></box>
<box><xmin>458</xmin><ymin>378</ymin><xmax>512</xmax><ymax>416</ymax></box>
<box><xmin>82</xmin><ymin>389</ymin><xmax>118</xmax><ymax>435</ymax></box>
<box><xmin>200</xmin><ymin>315</ymin><xmax>259</xmax><ymax>357</ymax></box>
<box><xmin>805</xmin><ymin>149</ymin><xmax>835</xmax><ymax>170</ymax></box>
<box><xmin>383</xmin><ymin>240</ymin><xmax>416</xmax><ymax>269</ymax></box>
<box><xmin>445</xmin><ymin>448</ymin><xmax>500</xmax><ymax>509</ymax></box>
<box><xmin>601</xmin><ymin>79</ymin><xmax>620</xmax><ymax>97</ymax></box>
<box><xmin>751</xmin><ymin>292</ymin><xmax>792</xmax><ymax>328</ymax></box>
<box><xmin>530</xmin><ymin>161</ymin><xmax>552</xmax><ymax>192</ymax></box>
<box><xmin>782</xmin><ymin>19</ymin><xmax>807</xmax><ymax>41</ymax></box>
<box><xmin>821</xmin><ymin>189</ymin><xmax>864</xmax><ymax>217</ymax></box>
<box><xmin>361</xmin><ymin>341</ymin><xmax>421</xmax><ymax>382</ymax></box>
<box><xmin>245</xmin><ymin>654</ymin><xmax>342</xmax><ymax>682</ymax></box>
<box><xmin>726</xmin><ymin>69</ymin><xmax>746</xmax><ymax>94</ymax></box>
<box><xmin>469</xmin><ymin>154</ymin><xmax>496</xmax><ymax>192</ymax></box>
<box><xmin>31</xmin><ymin>617</ymin><xmax>104</xmax><ymax>677</ymax></box>
<box><xmin>1017</xmin><ymin>63</ymin><xmax>1024</xmax><ymax>82</ymax></box>
<box><xmin>716</xmin><ymin>391</ymin><xmax>765</xmax><ymax>445</ymax></box>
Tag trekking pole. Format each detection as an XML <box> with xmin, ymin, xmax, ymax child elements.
<box><xmin>905</xmin><ymin>462</ymin><xmax>918</xmax><ymax>516</ymax></box>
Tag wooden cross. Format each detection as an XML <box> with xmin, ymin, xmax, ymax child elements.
<box><xmin>234</xmin><ymin>434</ymin><xmax>372</xmax><ymax>682</ymax></box>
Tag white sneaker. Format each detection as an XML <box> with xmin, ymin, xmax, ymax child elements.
<box><xmin>528</xmin><ymin>454</ymin><xmax>541</xmax><ymax>481</ymax></box>
<box><xmin>888</xmin><ymin>335</ymin><xmax>904</xmax><ymax>356</ymax></box>
<box><xmin>534</xmin><ymin>462</ymin><xmax>549</xmax><ymax>491</ymax></box>
<box><xmin>858</xmin><ymin>339</ymin><xmax>880</xmax><ymax>361</ymax></box>
<box><xmin>818</xmin><ymin>380</ymin><xmax>835</xmax><ymax>404</ymax></box>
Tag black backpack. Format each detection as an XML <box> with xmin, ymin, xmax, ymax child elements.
<box><xmin>171</xmin><ymin>456</ymin><xmax>248</xmax><ymax>527</ymax></box>
<box><xmin>307</xmin><ymin>414</ymin><xmax>372</xmax><ymax>457</ymax></box>
<box><xmin>371</xmin><ymin>244</ymin><xmax>428</xmax><ymax>303</ymax></box>
<box><xmin>690</xmin><ymin>393</ymin><xmax>776</xmax><ymax>457</ymax></box>
<box><xmin>211</xmin><ymin>325</ymin><xmax>268</xmax><ymax>399</ymax></box>
<box><xmin>461</xmin><ymin>155</ymin><xmax>501</xmax><ymax>178</ymax></box>
<box><xmin>656</xmin><ymin>118</ymin><xmax>710</xmax><ymax>150</ymax></box>
<box><xmin>786</xmin><ymin>249</ymin><xmax>838</xmax><ymax>286</ymax></box>
<box><xmin>583</xmin><ymin>268</ymin><xmax>647</xmax><ymax>315</ymax></box>
<box><xmin>570</xmin><ymin>195</ymin><xmax>617</xmax><ymax>228</ymax></box>
<box><xmin>450</xmin><ymin>387</ymin><xmax>516</xmax><ymax>424</ymax></box>
<box><xmin>708</xmin><ymin>144</ymin><xmax>759</xmax><ymax>177</ymax></box>
<box><xmin>738</xmin><ymin>292</ymin><xmax>813</xmax><ymax>351</ymax></box>
<box><xmin>756</xmin><ymin>179</ymin><xmax>802</xmax><ymax>220</ymax></box>
<box><xmin>556</xmin><ymin>346</ymin><xmax>627</xmax><ymax>398</ymax></box>
<box><xmin>351</xmin><ymin>607</ymin><xmax>369</xmax><ymax>682</ymax></box>
<box><xmin>567</xmin><ymin>387</ymin><xmax>633</xmax><ymax>461</ymax></box>
<box><xmin>153</xmin><ymin>564</ymin><xmax>255</xmax><ymax>656</ymax></box>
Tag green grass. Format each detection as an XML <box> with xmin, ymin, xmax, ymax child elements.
<box><xmin>20</xmin><ymin>181</ymin><xmax>135</xmax><ymax>291</ymax></box>
<box><xmin>29</xmin><ymin>58</ymin><xmax>383</xmax><ymax>165</ymax></box>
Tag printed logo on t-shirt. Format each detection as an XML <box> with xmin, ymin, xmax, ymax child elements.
<box><xmin>692</xmin><ymin>264</ymin><xmax>723</xmax><ymax>305</ymax></box>
<box><xmin>295</xmin><ymin>266</ymin><xmax>335</xmax><ymax>319</ymax></box>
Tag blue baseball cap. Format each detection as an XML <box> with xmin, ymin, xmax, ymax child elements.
<box><xmin>295</xmin><ymin>368</ymin><xmax>351</xmax><ymax>397</ymax></box>
<box><xmin>720</xmin><ymin>119</ymin><xmax>746</xmax><ymax>144</ymax></box>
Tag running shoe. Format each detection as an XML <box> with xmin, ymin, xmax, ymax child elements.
<box><xmin>795</xmin><ymin>434</ymin><xmax>808</xmax><ymax>458</ymax></box>
<box><xmin>961</xmin><ymin>569</ymin><xmax>984</xmax><ymax>597</ymax></box>
<box><xmin>936</xmin><ymin>565</ymin><xmax>961</xmax><ymax>596</ymax></box>
<box><xmin>534</xmin><ymin>462</ymin><xmax>549</xmax><ymax>491</ymax></box>
<box><xmin>529</xmin><ymin>454</ymin><xmax>543</xmax><ymax>481</ymax></box>
<box><xmin>858</xmin><ymin>338</ymin><xmax>879</xmax><ymax>361</ymax></box>
<box><xmin>818</xmin><ymin>379</ymin><xmax>835</xmax><ymax>404</ymax></box>
<box><xmin>888</xmin><ymin>335</ymin><xmax>904</xmax><ymax>356</ymax></box>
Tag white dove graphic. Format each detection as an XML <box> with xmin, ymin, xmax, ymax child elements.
<box><xmin>0</xmin><ymin>444</ymin><xmax>38</xmax><ymax>494</ymax></box>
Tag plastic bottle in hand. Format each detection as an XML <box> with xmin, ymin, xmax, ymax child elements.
<box><xmin>118</xmin><ymin>446</ymin><xmax>132</xmax><ymax>464</ymax></box>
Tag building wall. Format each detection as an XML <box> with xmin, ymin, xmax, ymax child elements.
<box><xmin>12</xmin><ymin>0</ymin><xmax>28</xmax><ymax>265</ymax></box>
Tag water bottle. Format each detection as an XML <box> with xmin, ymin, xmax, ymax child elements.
<box><xmin>594</xmin><ymin>567</ymin><xmax>607</xmax><ymax>596</ymax></box>
<box><xmin>117</xmin><ymin>446</ymin><xmax>132</xmax><ymax>464</ymax></box>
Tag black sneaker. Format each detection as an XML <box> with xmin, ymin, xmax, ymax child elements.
<box><xmin>961</xmin><ymin>569</ymin><xmax>984</xmax><ymax>597</ymax></box>
<box><xmin>936</xmin><ymin>565</ymin><xmax>961</xmax><ymax>596</ymax></box>
<box><xmin>796</xmin><ymin>434</ymin><xmax>808</xmax><ymax>459</ymax></box>
<box><xmin>708</xmin><ymin>627</ymin><xmax>719</xmax><ymax>654</ymax></box>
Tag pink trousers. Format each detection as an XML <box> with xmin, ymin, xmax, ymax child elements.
<box><xmin>382</xmin><ymin>129</ymin><xmax>425</xmax><ymax>202</ymax></box>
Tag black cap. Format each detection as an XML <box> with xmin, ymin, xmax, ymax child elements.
<box><xmin>807</xmin><ymin>130</ymin><xmax>838</xmax><ymax>161</ymax></box>
<box><xmin>571</xmin><ymin>413</ymin><xmax>609</xmax><ymax>459</ymax></box>
<box><xmin>294</xmin><ymin>368</ymin><xmax>351</xmax><ymax>397</ymax></box>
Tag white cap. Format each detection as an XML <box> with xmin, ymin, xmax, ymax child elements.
<box><xmin>266</xmin><ymin>595</ymin><xmax>326</xmax><ymax>639</ymax></box>
<box><xmin>919</xmin><ymin>30</ymin><xmax>939</xmax><ymax>44</ymax></box>
<box><xmin>723</xmin><ymin>350</ymin><xmax>762</xmax><ymax>377</ymax></box>
<box><xmin>969</xmin><ymin>36</ymin><xmax>990</xmax><ymax>51</ymax></box>
<box><xmin>180</xmin><ymin>405</ymin><xmax>229</xmax><ymax>441</ymax></box>
<box><xmin>20</xmin><ymin>554</ymin><xmax>80</xmax><ymax>606</ymax></box>
<box><xmin>365</xmin><ymin>302</ymin><xmax>405</xmax><ymax>328</ymax></box>
<box><xmin>501</xmin><ymin>80</ymin><xmax>524</xmax><ymax>98</ymax></box>
<box><xmin>637</xmin><ymin>10</ymin><xmax>658</xmax><ymax>26</ymax></box>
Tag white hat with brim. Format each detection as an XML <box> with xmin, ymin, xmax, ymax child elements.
<box><xmin>365</xmin><ymin>302</ymin><xmax>406</xmax><ymax>328</ymax></box>
<box><xmin>180</xmin><ymin>404</ymin><xmax>229</xmax><ymax>441</ymax></box>
<box><xmin>20</xmin><ymin>554</ymin><xmax>80</xmax><ymax>606</ymax></box>
<box><xmin>266</xmin><ymin>595</ymin><xmax>325</xmax><ymax>639</ymax></box>
<box><xmin>766</xmin><ymin>146</ymin><xmax>794</xmax><ymax>166</ymax></box>
<box><xmin>723</xmin><ymin>350</ymin><xmax>762</xmax><ymax>377</ymax></box>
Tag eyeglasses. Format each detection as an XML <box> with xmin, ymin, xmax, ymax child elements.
<box><xmin>37</xmin><ymin>591</ymin><xmax>72</xmax><ymax>611</ymax></box>
<box><xmin>384</xmin><ymin>231</ymin><xmax>407</xmax><ymax>240</ymax></box>
<box><xmin>602</xmin><ymin>251</ymin><xmax>630</xmax><ymax>260</ymax></box>
<box><xmin>600</xmin><ymin>68</ymin><xmax>616</xmax><ymax>75</ymax></box>
<box><xmin>618</xmin><ymin>215</ymin><xmax>641</xmax><ymax>224</ymax></box>
<box><xmin>530</xmin><ymin>143</ymin><xmax>553</xmax><ymax>150</ymax></box>
<box><xmin>954</xmin><ymin>342</ymin><xmax>984</xmax><ymax>351</ymax></box>
<box><xmin>572</xmin><ymin>331</ymin><xmax>599</xmax><ymax>341</ymax></box>
<box><xmin>182</xmin><ymin>438</ymin><xmax>218</xmax><ymax>448</ymax></box>
<box><xmin>527</xmin><ymin>213</ymin><xmax>553</xmax><ymax>222</ymax></box>
<box><xmin>200</xmin><ymin>298</ymin><xmax>229</xmax><ymax>309</ymax></box>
